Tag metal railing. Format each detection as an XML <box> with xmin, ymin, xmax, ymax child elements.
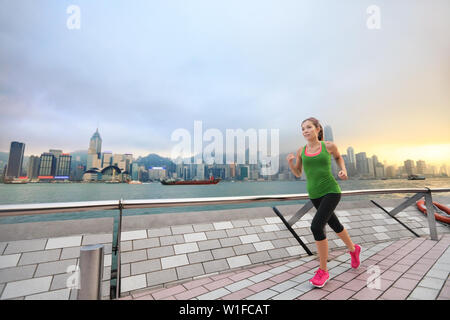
<box><xmin>0</xmin><ymin>187</ymin><xmax>449</xmax><ymax>299</ymax></box>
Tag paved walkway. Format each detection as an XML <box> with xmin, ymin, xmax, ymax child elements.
<box><xmin>119</xmin><ymin>234</ymin><xmax>450</xmax><ymax>300</ymax></box>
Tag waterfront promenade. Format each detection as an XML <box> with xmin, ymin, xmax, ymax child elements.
<box><xmin>0</xmin><ymin>197</ymin><xmax>449</xmax><ymax>300</ymax></box>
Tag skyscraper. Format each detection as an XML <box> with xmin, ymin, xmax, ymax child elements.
<box><xmin>55</xmin><ymin>154</ymin><xmax>72</xmax><ymax>178</ymax></box>
<box><xmin>39</xmin><ymin>153</ymin><xmax>57</xmax><ymax>177</ymax></box>
<box><xmin>27</xmin><ymin>156</ymin><xmax>41</xmax><ymax>180</ymax></box>
<box><xmin>6</xmin><ymin>141</ymin><xmax>25</xmax><ymax>178</ymax></box>
<box><xmin>404</xmin><ymin>160</ymin><xmax>416</xmax><ymax>176</ymax></box>
<box><xmin>355</xmin><ymin>152</ymin><xmax>369</xmax><ymax>176</ymax></box>
<box><xmin>323</xmin><ymin>125</ymin><xmax>337</xmax><ymax>176</ymax></box>
<box><xmin>87</xmin><ymin>129</ymin><xmax>102</xmax><ymax>170</ymax></box>
<box><xmin>323</xmin><ymin>125</ymin><xmax>334</xmax><ymax>142</ymax></box>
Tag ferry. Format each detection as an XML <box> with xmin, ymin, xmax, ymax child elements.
<box><xmin>160</xmin><ymin>176</ymin><xmax>221</xmax><ymax>185</ymax></box>
<box><xmin>407</xmin><ymin>175</ymin><xmax>426</xmax><ymax>180</ymax></box>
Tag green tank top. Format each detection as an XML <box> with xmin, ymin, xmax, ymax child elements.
<box><xmin>301</xmin><ymin>141</ymin><xmax>341</xmax><ymax>199</ymax></box>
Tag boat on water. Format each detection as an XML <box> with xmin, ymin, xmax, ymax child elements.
<box><xmin>127</xmin><ymin>180</ymin><xmax>142</xmax><ymax>185</ymax></box>
<box><xmin>408</xmin><ymin>175</ymin><xmax>426</xmax><ymax>180</ymax></box>
<box><xmin>416</xmin><ymin>200</ymin><xmax>450</xmax><ymax>224</ymax></box>
<box><xmin>160</xmin><ymin>176</ymin><xmax>221</xmax><ymax>185</ymax></box>
<box><xmin>3</xmin><ymin>177</ymin><xmax>29</xmax><ymax>184</ymax></box>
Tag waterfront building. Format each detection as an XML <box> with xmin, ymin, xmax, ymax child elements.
<box><xmin>6</xmin><ymin>141</ymin><xmax>25</xmax><ymax>178</ymax></box>
<box><xmin>87</xmin><ymin>129</ymin><xmax>102</xmax><ymax>170</ymax></box>
<box><xmin>55</xmin><ymin>153</ymin><xmax>72</xmax><ymax>179</ymax></box>
<box><xmin>27</xmin><ymin>156</ymin><xmax>41</xmax><ymax>180</ymax></box>
<box><xmin>196</xmin><ymin>164</ymin><xmax>205</xmax><ymax>180</ymax></box>
<box><xmin>102</xmin><ymin>152</ymin><xmax>113</xmax><ymax>169</ymax></box>
<box><xmin>355</xmin><ymin>152</ymin><xmax>369</xmax><ymax>176</ymax></box>
<box><xmin>347</xmin><ymin>147</ymin><xmax>356</xmax><ymax>165</ymax></box>
<box><xmin>148</xmin><ymin>166</ymin><xmax>167</xmax><ymax>180</ymax></box>
<box><xmin>38</xmin><ymin>153</ymin><xmax>57</xmax><ymax>179</ymax></box>
<box><xmin>131</xmin><ymin>163</ymin><xmax>139</xmax><ymax>181</ymax></box>
<box><xmin>404</xmin><ymin>160</ymin><xmax>416</xmax><ymax>176</ymax></box>
<box><xmin>386</xmin><ymin>165</ymin><xmax>396</xmax><ymax>178</ymax></box>
<box><xmin>416</xmin><ymin>160</ymin><xmax>426</xmax><ymax>175</ymax></box>
<box><xmin>375</xmin><ymin>163</ymin><xmax>385</xmax><ymax>178</ymax></box>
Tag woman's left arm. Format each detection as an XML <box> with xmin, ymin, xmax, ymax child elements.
<box><xmin>326</xmin><ymin>142</ymin><xmax>348</xmax><ymax>180</ymax></box>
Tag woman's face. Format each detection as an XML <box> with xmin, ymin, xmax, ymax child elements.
<box><xmin>301</xmin><ymin>120</ymin><xmax>319</xmax><ymax>140</ymax></box>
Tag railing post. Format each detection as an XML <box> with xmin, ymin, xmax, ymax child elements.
<box><xmin>424</xmin><ymin>188</ymin><xmax>438</xmax><ymax>241</ymax></box>
<box><xmin>77</xmin><ymin>244</ymin><xmax>104</xmax><ymax>300</ymax></box>
<box><xmin>110</xmin><ymin>199</ymin><xmax>123</xmax><ymax>300</ymax></box>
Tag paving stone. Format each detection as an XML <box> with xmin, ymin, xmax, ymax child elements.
<box><xmin>174</xmin><ymin>243</ymin><xmax>199</xmax><ymax>255</ymax></box>
<box><xmin>418</xmin><ymin>277</ymin><xmax>446</xmax><ymax>290</ymax></box>
<box><xmin>249</xmin><ymin>219</ymin><xmax>267</xmax><ymax>226</ymax></box>
<box><xmin>213</xmin><ymin>222</ymin><xmax>234</xmax><ymax>230</ymax></box>
<box><xmin>187</xmin><ymin>251</ymin><xmax>214</xmax><ymax>264</ymax></box>
<box><xmin>212</xmin><ymin>247</ymin><xmax>235</xmax><ymax>260</ymax></box>
<box><xmin>147</xmin><ymin>227</ymin><xmax>172</xmax><ymax>237</ymax></box>
<box><xmin>121</xmin><ymin>274</ymin><xmax>147</xmax><ymax>293</ymax></box>
<box><xmin>160</xmin><ymin>235</ymin><xmax>185</xmax><ymax>246</ymax></box>
<box><xmin>146</xmin><ymin>269</ymin><xmax>178</xmax><ymax>287</ymax></box>
<box><xmin>408</xmin><ymin>286</ymin><xmax>439</xmax><ymax>300</ymax></box>
<box><xmin>1</xmin><ymin>276</ymin><xmax>52</xmax><ymax>300</ymax></box>
<box><xmin>253</xmin><ymin>241</ymin><xmax>275</xmax><ymax>252</ymax></box>
<box><xmin>4</xmin><ymin>239</ymin><xmax>47</xmax><ymax>254</ymax></box>
<box><xmin>0</xmin><ymin>265</ymin><xmax>36</xmax><ymax>284</ymax></box>
<box><xmin>192</xmin><ymin>223</ymin><xmax>215</xmax><ymax>232</ymax></box>
<box><xmin>147</xmin><ymin>246</ymin><xmax>174</xmax><ymax>259</ymax></box>
<box><xmin>206</xmin><ymin>230</ymin><xmax>227</xmax><ymax>240</ymax></box>
<box><xmin>225</xmin><ymin>228</ymin><xmax>247</xmax><ymax>237</ymax></box>
<box><xmin>220</xmin><ymin>237</ymin><xmax>242</xmax><ymax>248</ymax></box>
<box><xmin>233</xmin><ymin>244</ymin><xmax>256</xmax><ymax>256</ymax></box>
<box><xmin>0</xmin><ymin>254</ymin><xmax>21</xmax><ymax>269</ymax></box>
<box><xmin>267</xmin><ymin>248</ymin><xmax>290</xmax><ymax>260</ymax></box>
<box><xmin>171</xmin><ymin>225</ymin><xmax>194</xmax><ymax>235</ymax></box>
<box><xmin>184</xmin><ymin>232</ymin><xmax>207</xmax><ymax>243</ymax></box>
<box><xmin>231</xmin><ymin>220</ymin><xmax>251</xmax><ymax>228</ymax></box>
<box><xmin>60</xmin><ymin>247</ymin><xmax>81</xmax><ymax>260</ymax></box>
<box><xmin>18</xmin><ymin>249</ymin><xmax>61</xmax><ymax>266</ymax></box>
<box><xmin>225</xmin><ymin>279</ymin><xmax>253</xmax><ymax>292</ymax></box>
<box><xmin>133</xmin><ymin>238</ymin><xmax>160</xmax><ymax>250</ymax></box>
<box><xmin>131</xmin><ymin>259</ymin><xmax>161</xmax><ymax>275</ymax></box>
<box><xmin>161</xmin><ymin>254</ymin><xmax>189</xmax><ymax>269</ymax></box>
<box><xmin>197</xmin><ymin>239</ymin><xmax>222</xmax><ymax>251</ymax></box>
<box><xmin>239</xmin><ymin>234</ymin><xmax>260</xmax><ymax>244</ymax></box>
<box><xmin>82</xmin><ymin>233</ymin><xmax>112</xmax><ymax>245</ymax></box>
<box><xmin>35</xmin><ymin>259</ymin><xmax>78</xmax><ymax>277</ymax></box>
<box><xmin>227</xmin><ymin>255</ymin><xmax>251</xmax><ymax>269</ymax></box>
<box><xmin>203</xmin><ymin>259</ymin><xmax>229</xmax><ymax>274</ymax></box>
<box><xmin>121</xmin><ymin>250</ymin><xmax>147</xmax><ymax>264</ymax></box>
<box><xmin>51</xmin><ymin>272</ymin><xmax>75</xmax><ymax>291</ymax></box>
<box><xmin>176</xmin><ymin>263</ymin><xmax>205</xmax><ymax>280</ymax></box>
<box><xmin>248</xmin><ymin>251</ymin><xmax>272</xmax><ymax>264</ymax></box>
<box><xmin>46</xmin><ymin>236</ymin><xmax>82</xmax><ymax>250</ymax></box>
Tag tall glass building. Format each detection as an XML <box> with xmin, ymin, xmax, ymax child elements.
<box><xmin>6</xmin><ymin>141</ymin><xmax>25</xmax><ymax>178</ymax></box>
<box><xmin>39</xmin><ymin>153</ymin><xmax>57</xmax><ymax>177</ymax></box>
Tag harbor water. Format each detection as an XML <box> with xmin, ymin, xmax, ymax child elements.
<box><xmin>1</xmin><ymin>178</ymin><xmax>450</xmax><ymax>224</ymax></box>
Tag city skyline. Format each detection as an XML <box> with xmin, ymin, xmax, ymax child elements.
<box><xmin>1</xmin><ymin>1</ymin><xmax>449</xmax><ymax>167</ymax></box>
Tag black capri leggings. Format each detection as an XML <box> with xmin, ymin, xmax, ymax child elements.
<box><xmin>310</xmin><ymin>193</ymin><xmax>344</xmax><ymax>241</ymax></box>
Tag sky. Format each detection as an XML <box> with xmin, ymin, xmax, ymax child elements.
<box><xmin>1</xmin><ymin>0</ymin><xmax>449</xmax><ymax>167</ymax></box>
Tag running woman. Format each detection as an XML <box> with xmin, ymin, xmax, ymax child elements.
<box><xmin>287</xmin><ymin>117</ymin><xmax>361</xmax><ymax>288</ymax></box>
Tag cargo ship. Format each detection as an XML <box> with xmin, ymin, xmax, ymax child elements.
<box><xmin>407</xmin><ymin>174</ymin><xmax>426</xmax><ymax>180</ymax></box>
<box><xmin>160</xmin><ymin>176</ymin><xmax>221</xmax><ymax>185</ymax></box>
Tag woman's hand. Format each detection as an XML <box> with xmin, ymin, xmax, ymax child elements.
<box><xmin>338</xmin><ymin>170</ymin><xmax>348</xmax><ymax>180</ymax></box>
<box><xmin>286</xmin><ymin>153</ymin><xmax>295</xmax><ymax>163</ymax></box>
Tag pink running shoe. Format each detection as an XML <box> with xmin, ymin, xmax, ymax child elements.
<box><xmin>309</xmin><ymin>268</ymin><xmax>330</xmax><ymax>288</ymax></box>
<box><xmin>350</xmin><ymin>244</ymin><xmax>361</xmax><ymax>268</ymax></box>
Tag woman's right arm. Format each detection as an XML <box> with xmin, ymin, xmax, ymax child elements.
<box><xmin>287</xmin><ymin>147</ymin><xmax>303</xmax><ymax>178</ymax></box>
